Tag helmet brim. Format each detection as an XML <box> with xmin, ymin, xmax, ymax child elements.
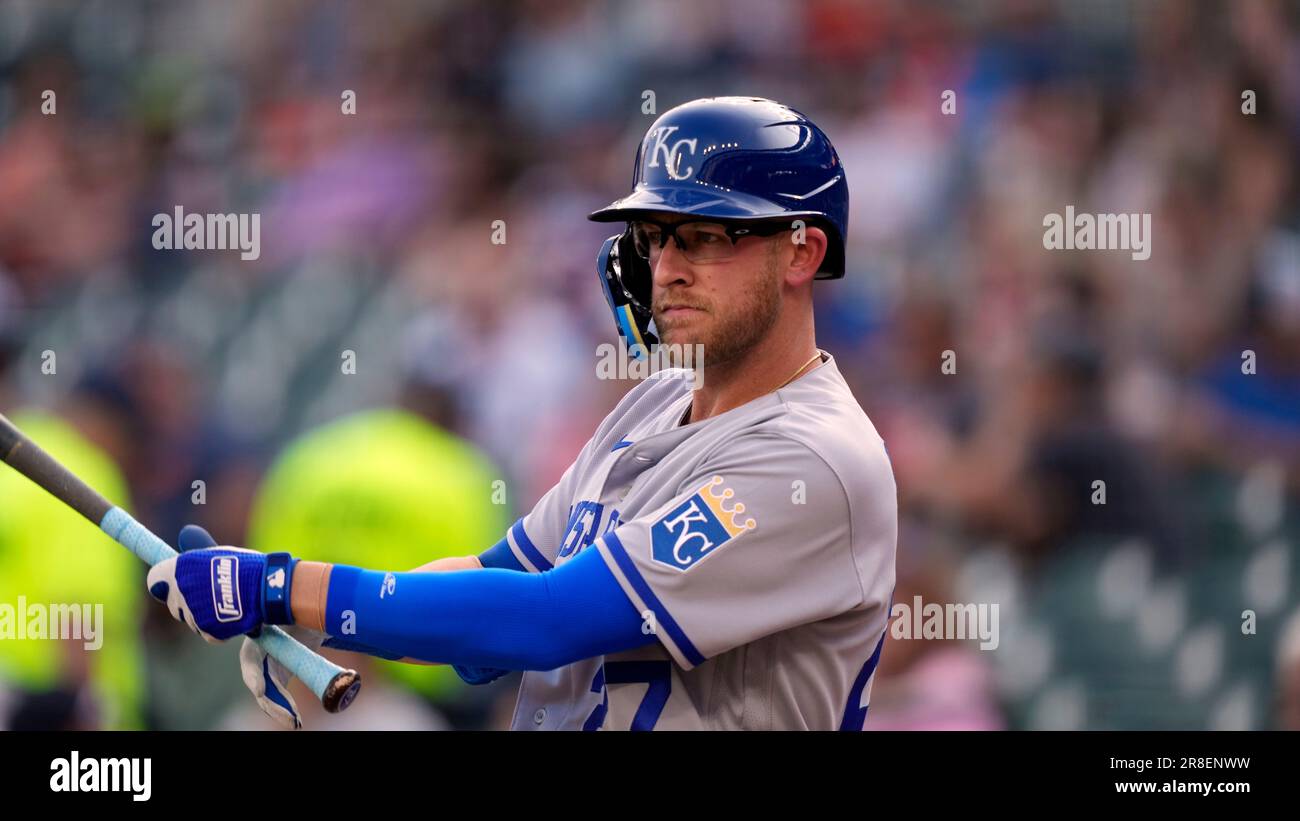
<box><xmin>589</xmin><ymin>185</ymin><xmax>820</xmax><ymax>224</ymax></box>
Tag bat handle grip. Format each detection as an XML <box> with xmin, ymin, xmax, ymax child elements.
<box><xmin>251</xmin><ymin>626</ymin><xmax>362</xmax><ymax>713</ymax></box>
<box><xmin>100</xmin><ymin>507</ymin><xmax>361</xmax><ymax>712</ymax></box>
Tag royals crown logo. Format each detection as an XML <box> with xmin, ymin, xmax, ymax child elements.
<box><xmin>650</xmin><ymin>475</ymin><xmax>757</xmax><ymax>572</ymax></box>
<box><xmin>698</xmin><ymin>475</ymin><xmax>756</xmax><ymax>536</ymax></box>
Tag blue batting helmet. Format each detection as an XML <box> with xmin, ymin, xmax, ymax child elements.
<box><xmin>590</xmin><ymin>96</ymin><xmax>849</xmax><ymax>277</ymax></box>
<box><xmin>589</xmin><ymin>96</ymin><xmax>850</xmax><ymax>354</ymax></box>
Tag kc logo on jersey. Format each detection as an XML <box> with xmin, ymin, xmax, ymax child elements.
<box><xmin>651</xmin><ymin>476</ymin><xmax>756</xmax><ymax>571</ymax></box>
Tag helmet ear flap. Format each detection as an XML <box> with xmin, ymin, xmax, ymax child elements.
<box><xmin>596</xmin><ymin>229</ymin><xmax>658</xmax><ymax>356</ymax></box>
<box><xmin>616</xmin><ymin>227</ymin><xmax>653</xmax><ymax>312</ymax></box>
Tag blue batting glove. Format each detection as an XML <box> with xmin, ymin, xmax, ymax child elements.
<box><xmin>173</xmin><ymin>526</ymin><xmax>404</xmax><ymax>728</ymax></box>
<box><xmin>178</xmin><ymin>523</ymin><xmax>219</xmax><ymax>552</ymax></box>
<box><xmin>147</xmin><ymin>534</ymin><xmax>299</xmax><ymax>644</ymax></box>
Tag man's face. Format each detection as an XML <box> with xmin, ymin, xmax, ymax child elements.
<box><xmin>642</xmin><ymin>217</ymin><xmax>787</xmax><ymax>369</ymax></box>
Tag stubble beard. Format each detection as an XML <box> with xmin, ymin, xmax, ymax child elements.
<box><xmin>655</xmin><ymin>247</ymin><xmax>783</xmax><ymax>372</ymax></box>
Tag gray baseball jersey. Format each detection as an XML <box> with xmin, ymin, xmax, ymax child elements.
<box><xmin>504</xmin><ymin>352</ymin><xmax>897</xmax><ymax>730</ymax></box>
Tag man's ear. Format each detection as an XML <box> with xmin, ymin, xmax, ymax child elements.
<box><xmin>783</xmin><ymin>225</ymin><xmax>828</xmax><ymax>285</ymax></box>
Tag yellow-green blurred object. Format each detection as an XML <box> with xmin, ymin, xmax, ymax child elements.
<box><xmin>0</xmin><ymin>410</ymin><xmax>144</xmax><ymax>729</ymax></box>
<box><xmin>247</xmin><ymin>409</ymin><xmax>509</xmax><ymax>701</ymax></box>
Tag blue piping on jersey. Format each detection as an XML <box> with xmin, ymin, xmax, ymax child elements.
<box><xmin>839</xmin><ymin>628</ymin><xmax>887</xmax><ymax>731</ymax></box>
<box><xmin>600</xmin><ymin>531</ymin><xmax>706</xmax><ymax>668</ymax></box>
<box><xmin>511</xmin><ymin>519</ymin><xmax>553</xmax><ymax>571</ymax></box>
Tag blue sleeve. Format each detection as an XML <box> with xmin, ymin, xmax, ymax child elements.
<box><xmin>323</xmin><ymin>537</ymin><xmax>528</xmax><ymax>662</ymax></box>
<box><xmin>322</xmin><ymin>546</ymin><xmax>655</xmax><ymax>671</ymax></box>
<box><xmin>453</xmin><ymin>535</ymin><xmax>528</xmax><ymax>683</ymax></box>
<box><xmin>477</xmin><ymin>536</ymin><xmax>526</xmax><ymax>571</ymax></box>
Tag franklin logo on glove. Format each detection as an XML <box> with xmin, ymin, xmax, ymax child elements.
<box><xmin>147</xmin><ymin>538</ymin><xmax>297</xmax><ymax>643</ymax></box>
<box><xmin>212</xmin><ymin>556</ymin><xmax>242</xmax><ymax>621</ymax></box>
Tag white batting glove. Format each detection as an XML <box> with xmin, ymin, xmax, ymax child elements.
<box><xmin>172</xmin><ymin>524</ymin><xmax>314</xmax><ymax>730</ymax></box>
<box><xmin>239</xmin><ymin>625</ymin><xmax>326</xmax><ymax>730</ymax></box>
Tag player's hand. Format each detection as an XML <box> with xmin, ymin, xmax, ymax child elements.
<box><xmin>244</xmin><ymin>626</ymin><xmax>412</xmax><ymax>730</ymax></box>
<box><xmin>237</xmin><ymin>544</ymin><xmax>490</xmax><ymax>728</ymax></box>
<box><xmin>240</xmin><ymin>621</ymin><xmax>324</xmax><ymax>730</ymax></box>
<box><xmin>163</xmin><ymin>525</ymin><xmax>305</xmax><ymax>729</ymax></box>
<box><xmin>146</xmin><ymin>525</ymin><xmax>297</xmax><ymax>643</ymax></box>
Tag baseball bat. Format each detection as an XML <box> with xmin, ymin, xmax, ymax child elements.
<box><xmin>0</xmin><ymin>412</ymin><xmax>361</xmax><ymax>715</ymax></box>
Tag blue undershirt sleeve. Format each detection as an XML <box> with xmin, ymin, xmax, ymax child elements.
<box><xmin>321</xmin><ymin>545</ymin><xmax>654</xmax><ymax>671</ymax></box>
<box><xmin>449</xmin><ymin>535</ymin><xmax>530</xmax><ymax>683</ymax></box>
<box><xmin>477</xmin><ymin>536</ymin><xmax>526</xmax><ymax>572</ymax></box>
<box><xmin>321</xmin><ymin>536</ymin><xmax>531</xmax><ymax>663</ymax></box>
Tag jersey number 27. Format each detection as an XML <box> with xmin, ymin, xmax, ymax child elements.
<box><xmin>582</xmin><ymin>661</ymin><xmax>672</xmax><ymax>731</ymax></box>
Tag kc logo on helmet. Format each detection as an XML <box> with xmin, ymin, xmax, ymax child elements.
<box><xmin>651</xmin><ymin>476</ymin><xmax>756</xmax><ymax>571</ymax></box>
<box><xmin>645</xmin><ymin>126</ymin><xmax>698</xmax><ymax>181</ymax></box>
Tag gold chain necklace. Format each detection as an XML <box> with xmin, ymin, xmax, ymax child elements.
<box><xmin>679</xmin><ymin>351</ymin><xmax>823</xmax><ymax>426</ymax></box>
<box><xmin>777</xmin><ymin>351</ymin><xmax>824</xmax><ymax>390</ymax></box>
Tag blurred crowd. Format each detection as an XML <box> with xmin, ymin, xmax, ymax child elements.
<box><xmin>0</xmin><ymin>0</ymin><xmax>1298</xmax><ymax>730</ymax></box>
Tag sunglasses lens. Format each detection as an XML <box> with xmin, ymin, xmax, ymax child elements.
<box><xmin>629</xmin><ymin>220</ymin><xmax>787</xmax><ymax>264</ymax></box>
<box><xmin>630</xmin><ymin>222</ymin><xmax>660</xmax><ymax>260</ymax></box>
<box><xmin>677</xmin><ymin>223</ymin><xmax>733</xmax><ymax>261</ymax></box>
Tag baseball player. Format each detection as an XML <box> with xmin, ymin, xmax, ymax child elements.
<box><xmin>147</xmin><ymin>97</ymin><xmax>898</xmax><ymax>730</ymax></box>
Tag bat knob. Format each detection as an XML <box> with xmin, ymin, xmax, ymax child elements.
<box><xmin>323</xmin><ymin>669</ymin><xmax>362</xmax><ymax>713</ymax></box>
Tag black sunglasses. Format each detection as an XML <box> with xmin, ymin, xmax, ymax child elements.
<box><xmin>629</xmin><ymin>218</ymin><xmax>795</xmax><ymax>262</ymax></box>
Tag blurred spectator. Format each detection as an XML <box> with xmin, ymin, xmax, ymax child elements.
<box><xmin>0</xmin><ymin>406</ymin><xmax>144</xmax><ymax>729</ymax></box>
<box><xmin>233</xmin><ymin>327</ymin><xmax>514</xmax><ymax>728</ymax></box>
